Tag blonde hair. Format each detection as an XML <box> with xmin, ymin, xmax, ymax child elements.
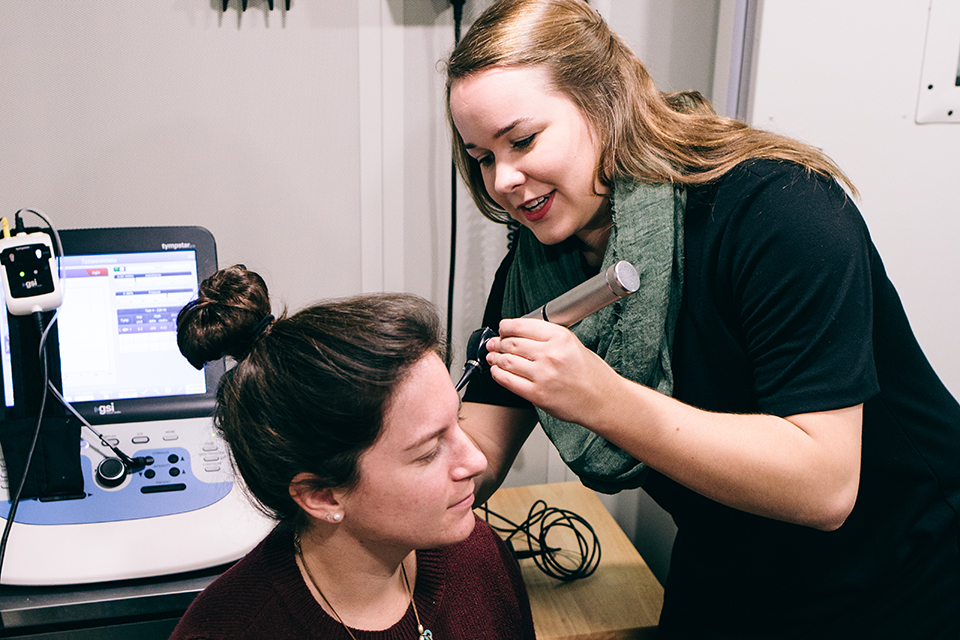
<box><xmin>445</xmin><ymin>0</ymin><xmax>857</xmax><ymax>223</ymax></box>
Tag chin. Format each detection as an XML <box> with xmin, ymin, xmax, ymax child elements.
<box><xmin>437</xmin><ymin>511</ymin><xmax>478</xmax><ymax>548</ymax></box>
<box><xmin>529</xmin><ymin>225</ymin><xmax>574</xmax><ymax>246</ymax></box>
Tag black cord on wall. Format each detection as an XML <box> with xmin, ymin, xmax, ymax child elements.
<box><xmin>446</xmin><ymin>0</ymin><xmax>466</xmax><ymax>368</ymax></box>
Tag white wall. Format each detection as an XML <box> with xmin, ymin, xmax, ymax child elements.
<box><xmin>1</xmin><ymin>3</ymin><xmax>370</xmax><ymax>308</ymax></box>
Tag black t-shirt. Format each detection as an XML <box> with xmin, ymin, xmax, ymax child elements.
<box><xmin>466</xmin><ymin>160</ymin><xmax>960</xmax><ymax>638</ymax></box>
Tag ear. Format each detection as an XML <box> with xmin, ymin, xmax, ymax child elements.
<box><xmin>288</xmin><ymin>473</ymin><xmax>343</xmax><ymax>522</ymax></box>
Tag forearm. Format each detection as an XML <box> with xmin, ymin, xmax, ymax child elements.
<box><xmin>592</xmin><ymin>374</ymin><xmax>862</xmax><ymax>530</ymax></box>
<box><xmin>484</xmin><ymin>320</ymin><xmax>862</xmax><ymax>529</ymax></box>
<box><xmin>474</xmin><ymin>463</ymin><xmax>508</xmax><ymax>507</ymax></box>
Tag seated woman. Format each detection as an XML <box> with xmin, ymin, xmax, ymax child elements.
<box><xmin>170</xmin><ymin>265</ymin><xmax>536</xmax><ymax>640</ymax></box>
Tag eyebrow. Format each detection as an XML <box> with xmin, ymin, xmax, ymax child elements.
<box><xmin>463</xmin><ymin>118</ymin><xmax>530</xmax><ymax>150</ymax></box>
<box><xmin>404</xmin><ymin>426</ymin><xmax>447</xmax><ymax>452</ymax></box>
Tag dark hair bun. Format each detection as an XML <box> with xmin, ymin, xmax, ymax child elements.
<box><xmin>177</xmin><ymin>265</ymin><xmax>272</xmax><ymax>369</ymax></box>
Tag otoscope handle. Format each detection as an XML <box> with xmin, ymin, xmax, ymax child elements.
<box><xmin>454</xmin><ymin>261</ymin><xmax>639</xmax><ymax>392</ymax></box>
<box><xmin>521</xmin><ymin>260</ymin><xmax>639</xmax><ymax>327</ymax></box>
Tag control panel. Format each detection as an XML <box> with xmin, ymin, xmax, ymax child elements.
<box><xmin>0</xmin><ymin>417</ymin><xmax>274</xmax><ymax>586</ymax></box>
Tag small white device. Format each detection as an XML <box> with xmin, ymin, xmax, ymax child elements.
<box><xmin>0</xmin><ymin>230</ymin><xmax>62</xmax><ymax>315</ymax></box>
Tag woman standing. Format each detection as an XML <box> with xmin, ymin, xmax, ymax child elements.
<box><xmin>446</xmin><ymin>0</ymin><xmax>960</xmax><ymax>637</ymax></box>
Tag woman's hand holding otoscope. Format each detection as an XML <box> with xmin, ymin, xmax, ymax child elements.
<box><xmin>455</xmin><ymin>260</ymin><xmax>640</xmax><ymax>392</ymax></box>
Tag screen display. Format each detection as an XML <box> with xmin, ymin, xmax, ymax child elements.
<box><xmin>2</xmin><ymin>249</ymin><xmax>206</xmax><ymax>408</ymax></box>
<box><xmin>57</xmin><ymin>249</ymin><xmax>205</xmax><ymax>403</ymax></box>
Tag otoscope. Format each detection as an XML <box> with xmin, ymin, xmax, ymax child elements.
<box><xmin>455</xmin><ymin>260</ymin><xmax>640</xmax><ymax>392</ymax></box>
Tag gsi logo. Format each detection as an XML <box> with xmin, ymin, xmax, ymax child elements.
<box><xmin>97</xmin><ymin>402</ymin><xmax>119</xmax><ymax>416</ymax></box>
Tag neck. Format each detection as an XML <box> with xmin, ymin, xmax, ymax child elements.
<box><xmin>577</xmin><ymin>223</ymin><xmax>611</xmax><ymax>267</ymax></box>
<box><xmin>576</xmin><ymin>197</ymin><xmax>613</xmax><ymax>267</ymax></box>
<box><xmin>296</xmin><ymin>527</ymin><xmax>416</xmax><ymax>631</ymax></box>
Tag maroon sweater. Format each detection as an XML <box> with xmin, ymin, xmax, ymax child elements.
<box><xmin>170</xmin><ymin>516</ymin><xmax>537</xmax><ymax>639</ymax></box>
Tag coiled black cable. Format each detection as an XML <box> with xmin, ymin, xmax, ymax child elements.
<box><xmin>478</xmin><ymin>499</ymin><xmax>601</xmax><ymax>582</ymax></box>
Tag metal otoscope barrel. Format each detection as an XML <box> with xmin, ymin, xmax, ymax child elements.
<box><xmin>521</xmin><ymin>260</ymin><xmax>640</xmax><ymax>327</ymax></box>
<box><xmin>454</xmin><ymin>260</ymin><xmax>639</xmax><ymax>392</ymax></box>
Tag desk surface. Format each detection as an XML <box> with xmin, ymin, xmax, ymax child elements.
<box><xmin>481</xmin><ymin>482</ymin><xmax>663</xmax><ymax>640</ymax></box>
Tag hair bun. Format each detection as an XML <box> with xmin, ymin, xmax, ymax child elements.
<box><xmin>176</xmin><ymin>265</ymin><xmax>273</xmax><ymax>369</ymax></box>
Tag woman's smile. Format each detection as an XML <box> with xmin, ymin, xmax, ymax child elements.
<box><xmin>519</xmin><ymin>191</ymin><xmax>554</xmax><ymax>222</ymax></box>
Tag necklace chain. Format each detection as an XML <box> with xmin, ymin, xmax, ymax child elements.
<box><xmin>295</xmin><ymin>534</ymin><xmax>432</xmax><ymax>640</ymax></box>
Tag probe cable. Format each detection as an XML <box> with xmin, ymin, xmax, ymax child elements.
<box><xmin>0</xmin><ymin>309</ymin><xmax>57</xmax><ymax>582</ymax></box>
<box><xmin>477</xmin><ymin>499</ymin><xmax>601</xmax><ymax>582</ymax></box>
<box><xmin>47</xmin><ymin>382</ymin><xmax>149</xmax><ymax>473</ymax></box>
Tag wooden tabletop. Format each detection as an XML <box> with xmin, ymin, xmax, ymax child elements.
<box><xmin>479</xmin><ymin>482</ymin><xmax>663</xmax><ymax>640</ymax></box>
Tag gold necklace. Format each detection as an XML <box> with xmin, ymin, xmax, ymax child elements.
<box><xmin>294</xmin><ymin>535</ymin><xmax>433</xmax><ymax>640</ymax></box>
<box><xmin>401</xmin><ymin>563</ymin><xmax>432</xmax><ymax>640</ymax></box>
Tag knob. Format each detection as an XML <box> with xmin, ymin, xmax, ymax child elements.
<box><xmin>96</xmin><ymin>457</ymin><xmax>127</xmax><ymax>488</ymax></box>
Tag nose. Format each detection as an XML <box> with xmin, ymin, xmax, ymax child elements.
<box><xmin>452</xmin><ymin>426</ymin><xmax>488</xmax><ymax>481</ymax></box>
<box><xmin>493</xmin><ymin>160</ymin><xmax>524</xmax><ymax>195</ymax></box>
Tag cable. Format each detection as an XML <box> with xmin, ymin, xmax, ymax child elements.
<box><xmin>0</xmin><ymin>311</ymin><xmax>54</xmax><ymax>582</ymax></box>
<box><xmin>47</xmin><ymin>382</ymin><xmax>149</xmax><ymax>473</ymax></box>
<box><xmin>506</xmin><ymin>218</ymin><xmax>521</xmax><ymax>252</ymax></box>
<box><xmin>445</xmin><ymin>0</ymin><xmax>467</xmax><ymax>367</ymax></box>
<box><xmin>445</xmin><ymin>1</ymin><xmax>523</xmax><ymax>367</ymax></box>
<box><xmin>9</xmin><ymin>208</ymin><xmax>66</xmax><ymax>287</ymax></box>
<box><xmin>477</xmin><ymin>499</ymin><xmax>602</xmax><ymax>582</ymax></box>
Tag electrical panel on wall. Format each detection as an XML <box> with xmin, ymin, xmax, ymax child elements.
<box><xmin>916</xmin><ymin>0</ymin><xmax>960</xmax><ymax>123</ymax></box>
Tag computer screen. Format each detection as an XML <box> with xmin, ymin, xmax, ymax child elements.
<box><xmin>1</xmin><ymin>226</ymin><xmax>223</xmax><ymax>425</ymax></box>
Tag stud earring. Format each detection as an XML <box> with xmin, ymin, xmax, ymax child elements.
<box><xmin>332</xmin><ymin>513</ymin><xmax>342</xmax><ymax>522</ymax></box>
<box><xmin>325</xmin><ymin>514</ymin><xmax>332</xmax><ymax>521</ymax></box>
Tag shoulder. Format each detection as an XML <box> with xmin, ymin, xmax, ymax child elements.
<box><xmin>433</xmin><ymin>517</ymin><xmax>533</xmax><ymax>610</ymax></box>
<box><xmin>420</xmin><ymin>517</ymin><xmax>536</xmax><ymax>638</ymax></box>
<box><xmin>170</xmin><ymin>528</ymin><xmax>305</xmax><ymax>640</ymax></box>
<box><xmin>680</xmin><ymin>160</ymin><xmax>879</xmax><ymax>416</ymax></box>
<box><xmin>721</xmin><ymin>157</ymin><xmax>835</xmax><ymax>189</ymax></box>
<box><xmin>429</xmin><ymin>516</ymin><xmax>521</xmax><ymax>583</ymax></box>
<box><xmin>692</xmin><ymin>158</ymin><xmax>854</xmax><ymax>219</ymax></box>
<box><xmin>171</xmin><ymin>562</ymin><xmax>275</xmax><ymax>639</ymax></box>
<box><xmin>686</xmin><ymin>159</ymin><xmax>867</xmax><ymax>259</ymax></box>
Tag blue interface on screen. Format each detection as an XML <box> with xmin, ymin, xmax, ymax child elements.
<box><xmin>1</xmin><ymin>250</ymin><xmax>205</xmax><ymax>408</ymax></box>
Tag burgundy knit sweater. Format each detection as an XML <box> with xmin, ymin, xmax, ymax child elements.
<box><xmin>169</xmin><ymin>516</ymin><xmax>537</xmax><ymax>639</ymax></box>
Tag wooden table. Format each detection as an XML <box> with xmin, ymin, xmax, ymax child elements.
<box><xmin>479</xmin><ymin>482</ymin><xmax>663</xmax><ymax>640</ymax></box>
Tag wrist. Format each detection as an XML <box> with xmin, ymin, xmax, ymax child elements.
<box><xmin>584</xmin><ymin>366</ymin><xmax>635</xmax><ymax>438</ymax></box>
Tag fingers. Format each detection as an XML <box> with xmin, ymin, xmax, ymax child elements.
<box><xmin>483</xmin><ymin>336</ymin><xmax>533</xmax><ymax>382</ymax></box>
<box><xmin>498</xmin><ymin>317</ymin><xmax>561</xmax><ymax>340</ymax></box>
<box><xmin>482</xmin><ymin>319</ymin><xmax>618</xmax><ymax>426</ymax></box>
<box><xmin>484</xmin><ymin>318</ymin><xmax>562</xmax><ymax>355</ymax></box>
<box><xmin>483</xmin><ymin>319</ymin><xmax>573</xmax><ymax>394</ymax></box>
<box><xmin>487</xmin><ymin>344</ymin><xmax>535</xmax><ymax>380</ymax></box>
<box><xmin>484</xmin><ymin>320</ymin><xmax>548</xmax><ymax>372</ymax></box>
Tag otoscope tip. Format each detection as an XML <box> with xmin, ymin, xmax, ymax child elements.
<box><xmin>455</xmin><ymin>361</ymin><xmax>481</xmax><ymax>392</ymax></box>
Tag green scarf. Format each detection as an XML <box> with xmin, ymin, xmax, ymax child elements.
<box><xmin>502</xmin><ymin>179</ymin><xmax>685</xmax><ymax>493</ymax></box>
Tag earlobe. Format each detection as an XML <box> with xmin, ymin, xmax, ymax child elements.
<box><xmin>288</xmin><ymin>473</ymin><xmax>342</xmax><ymax>522</ymax></box>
